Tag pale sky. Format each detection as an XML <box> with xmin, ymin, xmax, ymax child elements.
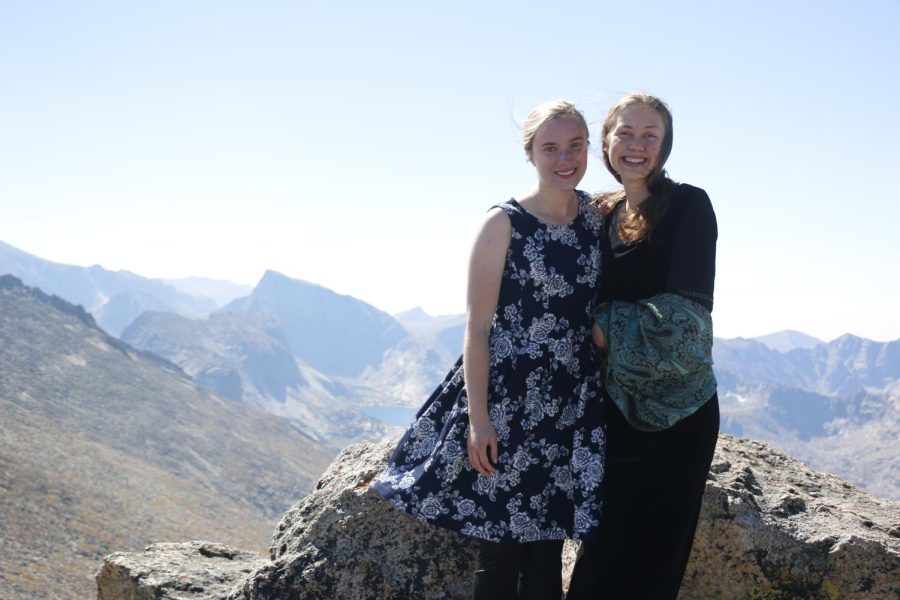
<box><xmin>2</xmin><ymin>1</ymin><xmax>898</xmax><ymax>342</ymax></box>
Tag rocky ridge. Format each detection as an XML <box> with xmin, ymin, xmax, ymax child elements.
<box><xmin>98</xmin><ymin>434</ymin><xmax>900</xmax><ymax>599</ymax></box>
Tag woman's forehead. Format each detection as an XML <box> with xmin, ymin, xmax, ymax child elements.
<box><xmin>614</xmin><ymin>104</ymin><xmax>664</xmax><ymax>128</ymax></box>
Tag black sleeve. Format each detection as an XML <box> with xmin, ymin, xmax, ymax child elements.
<box><xmin>665</xmin><ymin>185</ymin><xmax>717</xmax><ymax>312</ymax></box>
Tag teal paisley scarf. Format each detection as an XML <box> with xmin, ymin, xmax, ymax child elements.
<box><xmin>594</xmin><ymin>292</ymin><xmax>716</xmax><ymax>432</ymax></box>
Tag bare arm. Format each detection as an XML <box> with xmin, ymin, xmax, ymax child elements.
<box><xmin>463</xmin><ymin>207</ymin><xmax>511</xmax><ymax>476</ymax></box>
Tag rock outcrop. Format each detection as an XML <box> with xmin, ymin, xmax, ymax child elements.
<box><xmin>680</xmin><ymin>436</ymin><xmax>899</xmax><ymax>598</ymax></box>
<box><xmin>97</xmin><ymin>542</ymin><xmax>264</xmax><ymax>600</ymax></box>
<box><xmin>229</xmin><ymin>442</ymin><xmax>478</xmax><ymax>599</ymax></box>
<box><xmin>97</xmin><ymin>434</ymin><xmax>900</xmax><ymax>599</ymax></box>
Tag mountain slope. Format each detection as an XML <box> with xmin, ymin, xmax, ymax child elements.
<box><xmin>122</xmin><ymin>311</ymin><xmax>306</xmax><ymax>403</ymax></box>
<box><xmin>121</xmin><ymin>310</ymin><xmax>399</xmax><ymax>448</ymax></box>
<box><xmin>0</xmin><ymin>275</ymin><xmax>335</xmax><ymax>599</ymax></box>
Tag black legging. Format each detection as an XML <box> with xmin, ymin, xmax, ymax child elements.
<box><xmin>566</xmin><ymin>395</ymin><xmax>719</xmax><ymax>600</ymax></box>
<box><xmin>472</xmin><ymin>539</ymin><xmax>565</xmax><ymax>600</ymax></box>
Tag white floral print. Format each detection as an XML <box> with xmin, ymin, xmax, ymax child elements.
<box><xmin>373</xmin><ymin>192</ymin><xmax>606</xmax><ymax>542</ymax></box>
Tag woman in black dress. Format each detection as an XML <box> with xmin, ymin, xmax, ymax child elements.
<box><xmin>566</xmin><ymin>92</ymin><xmax>719</xmax><ymax>600</ymax></box>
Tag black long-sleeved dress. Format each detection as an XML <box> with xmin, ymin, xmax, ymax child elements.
<box><xmin>566</xmin><ymin>182</ymin><xmax>719</xmax><ymax>600</ymax></box>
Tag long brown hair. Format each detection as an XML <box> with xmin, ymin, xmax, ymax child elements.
<box><xmin>598</xmin><ymin>93</ymin><xmax>676</xmax><ymax>241</ymax></box>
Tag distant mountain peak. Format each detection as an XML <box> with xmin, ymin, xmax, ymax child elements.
<box><xmin>259</xmin><ymin>269</ymin><xmax>289</xmax><ymax>282</ymax></box>
<box><xmin>259</xmin><ymin>269</ymin><xmax>299</xmax><ymax>284</ymax></box>
<box><xmin>831</xmin><ymin>333</ymin><xmax>863</xmax><ymax>343</ymax></box>
<box><xmin>394</xmin><ymin>307</ymin><xmax>431</xmax><ymax>321</ymax></box>
<box><xmin>256</xmin><ymin>270</ymin><xmax>326</xmax><ymax>293</ymax></box>
<box><xmin>223</xmin><ymin>271</ymin><xmax>411</xmax><ymax>377</ymax></box>
<box><xmin>752</xmin><ymin>330</ymin><xmax>824</xmax><ymax>353</ymax></box>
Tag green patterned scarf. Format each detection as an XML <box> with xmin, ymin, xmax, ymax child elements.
<box><xmin>594</xmin><ymin>292</ymin><xmax>717</xmax><ymax>432</ymax></box>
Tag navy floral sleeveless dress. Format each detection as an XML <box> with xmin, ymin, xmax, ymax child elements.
<box><xmin>373</xmin><ymin>192</ymin><xmax>606</xmax><ymax>543</ymax></box>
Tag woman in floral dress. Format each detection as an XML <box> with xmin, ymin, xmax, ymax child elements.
<box><xmin>373</xmin><ymin>99</ymin><xmax>606</xmax><ymax>600</ymax></box>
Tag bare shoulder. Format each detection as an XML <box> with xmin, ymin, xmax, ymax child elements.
<box><xmin>468</xmin><ymin>206</ymin><xmax>512</xmax><ymax>270</ymax></box>
<box><xmin>474</xmin><ymin>206</ymin><xmax>512</xmax><ymax>241</ymax></box>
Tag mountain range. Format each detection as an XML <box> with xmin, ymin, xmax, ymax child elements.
<box><xmin>0</xmin><ymin>242</ymin><xmax>425</xmax><ymax>447</ymax></box>
<box><xmin>1</xmin><ymin>238</ymin><xmax>899</xmax><ymax>599</ymax></box>
<box><xmin>712</xmin><ymin>334</ymin><xmax>899</xmax><ymax>499</ymax></box>
<box><xmin>0</xmin><ymin>240</ymin><xmax>247</xmax><ymax>336</ymax></box>
<box><xmin>118</xmin><ymin>268</ymin><xmax>461</xmax><ymax>447</ymax></box>
<box><xmin>1</xmin><ymin>239</ymin><xmax>898</xmax><ymax>500</ymax></box>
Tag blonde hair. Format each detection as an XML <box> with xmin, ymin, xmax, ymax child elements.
<box><xmin>598</xmin><ymin>92</ymin><xmax>676</xmax><ymax>241</ymax></box>
<box><xmin>522</xmin><ymin>99</ymin><xmax>589</xmax><ymax>160</ymax></box>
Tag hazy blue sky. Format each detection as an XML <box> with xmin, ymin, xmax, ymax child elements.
<box><xmin>2</xmin><ymin>1</ymin><xmax>898</xmax><ymax>341</ymax></box>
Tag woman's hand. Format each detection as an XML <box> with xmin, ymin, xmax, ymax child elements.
<box><xmin>592</xmin><ymin>322</ymin><xmax>609</xmax><ymax>351</ymax></box>
<box><xmin>467</xmin><ymin>415</ymin><xmax>499</xmax><ymax>476</ymax></box>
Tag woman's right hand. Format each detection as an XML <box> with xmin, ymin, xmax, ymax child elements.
<box><xmin>592</xmin><ymin>322</ymin><xmax>609</xmax><ymax>351</ymax></box>
<box><xmin>467</xmin><ymin>415</ymin><xmax>499</xmax><ymax>476</ymax></box>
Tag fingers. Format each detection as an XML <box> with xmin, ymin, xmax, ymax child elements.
<box><xmin>470</xmin><ymin>452</ymin><xmax>491</xmax><ymax>476</ymax></box>
<box><xmin>479</xmin><ymin>441</ymin><xmax>498</xmax><ymax>475</ymax></box>
<box><xmin>468</xmin><ymin>446</ymin><xmax>491</xmax><ymax>476</ymax></box>
<box><xmin>468</xmin><ymin>436</ymin><xmax>499</xmax><ymax>476</ymax></box>
<box><xmin>487</xmin><ymin>439</ymin><xmax>498</xmax><ymax>466</ymax></box>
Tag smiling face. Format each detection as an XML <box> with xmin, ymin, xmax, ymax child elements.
<box><xmin>529</xmin><ymin>116</ymin><xmax>589</xmax><ymax>192</ymax></box>
<box><xmin>605</xmin><ymin>104</ymin><xmax>666</xmax><ymax>188</ymax></box>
